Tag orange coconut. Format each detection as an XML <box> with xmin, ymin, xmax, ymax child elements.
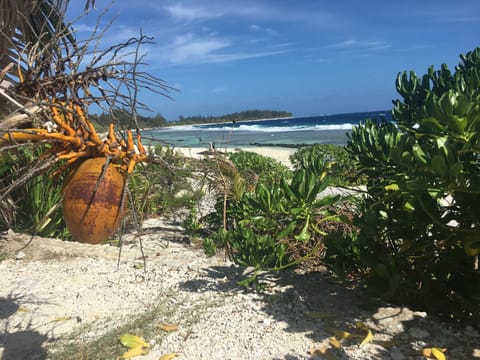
<box><xmin>62</xmin><ymin>157</ymin><xmax>126</xmax><ymax>244</ymax></box>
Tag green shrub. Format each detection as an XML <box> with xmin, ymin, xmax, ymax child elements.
<box><xmin>203</xmin><ymin>159</ymin><xmax>342</xmax><ymax>286</ymax></box>
<box><xmin>129</xmin><ymin>145</ymin><xmax>200</xmax><ymax>221</ymax></box>
<box><xmin>343</xmin><ymin>47</ymin><xmax>480</xmax><ymax>325</ymax></box>
<box><xmin>290</xmin><ymin>144</ymin><xmax>365</xmax><ymax>186</ymax></box>
<box><xmin>0</xmin><ymin>146</ymin><xmax>69</xmax><ymax>238</ymax></box>
<box><xmin>228</xmin><ymin>150</ymin><xmax>291</xmax><ymax>189</ymax></box>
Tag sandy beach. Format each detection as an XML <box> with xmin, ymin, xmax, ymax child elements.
<box><xmin>1</xmin><ymin>218</ymin><xmax>478</xmax><ymax>359</ymax></box>
<box><xmin>175</xmin><ymin>145</ymin><xmax>297</xmax><ymax>168</ymax></box>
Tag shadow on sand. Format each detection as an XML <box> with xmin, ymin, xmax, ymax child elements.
<box><xmin>179</xmin><ymin>265</ymin><xmax>478</xmax><ymax>359</ymax></box>
<box><xmin>0</xmin><ymin>294</ymin><xmax>48</xmax><ymax>360</ymax></box>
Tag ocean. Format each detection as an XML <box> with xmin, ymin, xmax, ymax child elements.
<box><xmin>141</xmin><ymin>110</ymin><xmax>392</xmax><ymax>149</ymax></box>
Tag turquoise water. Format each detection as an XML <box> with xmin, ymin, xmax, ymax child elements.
<box><xmin>141</xmin><ymin>110</ymin><xmax>390</xmax><ymax>148</ymax></box>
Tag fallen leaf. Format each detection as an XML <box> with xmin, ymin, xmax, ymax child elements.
<box><xmin>431</xmin><ymin>347</ymin><xmax>447</xmax><ymax>360</ymax></box>
<box><xmin>120</xmin><ymin>334</ymin><xmax>149</xmax><ymax>349</ymax></box>
<box><xmin>423</xmin><ymin>348</ymin><xmax>432</xmax><ymax>357</ymax></box>
<box><xmin>422</xmin><ymin>347</ymin><xmax>447</xmax><ymax>360</ymax></box>
<box><xmin>359</xmin><ymin>329</ymin><xmax>374</xmax><ymax>347</ymax></box>
<box><xmin>325</xmin><ymin>326</ymin><xmax>351</xmax><ymax>339</ymax></box>
<box><xmin>158</xmin><ymin>323</ymin><xmax>178</xmax><ymax>332</ymax></box>
<box><xmin>16</xmin><ymin>306</ymin><xmax>29</xmax><ymax>313</ymax></box>
<box><xmin>329</xmin><ymin>337</ymin><xmax>342</xmax><ymax>349</ymax></box>
<box><xmin>122</xmin><ymin>345</ymin><xmax>149</xmax><ymax>359</ymax></box>
<box><xmin>159</xmin><ymin>353</ymin><xmax>178</xmax><ymax>360</ymax></box>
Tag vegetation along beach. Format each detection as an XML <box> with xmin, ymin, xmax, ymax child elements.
<box><xmin>1</xmin><ymin>1</ymin><xmax>480</xmax><ymax>359</ymax></box>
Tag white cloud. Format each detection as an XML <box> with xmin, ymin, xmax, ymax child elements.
<box><xmin>206</xmin><ymin>49</ymin><xmax>288</xmax><ymax>63</ymax></box>
<box><xmin>155</xmin><ymin>32</ymin><xmax>289</xmax><ymax>65</ymax></box>
<box><xmin>328</xmin><ymin>39</ymin><xmax>390</xmax><ymax>51</ymax></box>
<box><xmin>169</xmin><ymin>33</ymin><xmax>230</xmax><ymax>63</ymax></box>
<box><xmin>248</xmin><ymin>24</ymin><xmax>277</xmax><ymax>36</ymax></box>
<box><xmin>164</xmin><ymin>3</ymin><xmax>222</xmax><ymax>21</ymax></box>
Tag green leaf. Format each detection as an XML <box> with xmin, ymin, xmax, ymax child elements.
<box><xmin>422</xmin><ymin>117</ymin><xmax>446</xmax><ymax>133</ymax></box>
<box><xmin>403</xmin><ymin>201</ymin><xmax>415</xmax><ymax>212</ymax></box>
<box><xmin>295</xmin><ymin>216</ymin><xmax>311</xmax><ymax>241</ymax></box>
<box><xmin>412</xmin><ymin>143</ymin><xmax>427</xmax><ymax>164</ymax></box>
<box><xmin>431</xmin><ymin>156</ymin><xmax>448</xmax><ymax>176</ymax></box>
<box><xmin>277</xmin><ymin>221</ymin><xmax>297</xmax><ymax>240</ymax></box>
<box><xmin>385</xmin><ymin>183</ymin><xmax>400</xmax><ymax>191</ymax></box>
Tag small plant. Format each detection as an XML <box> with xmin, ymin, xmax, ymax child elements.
<box><xmin>203</xmin><ymin>155</ymin><xmax>342</xmax><ymax>287</ymax></box>
<box><xmin>182</xmin><ymin>204</ymin><xmax>203</xmax><ymax>236</ymax></box>
<box><xmin>228</xmin><ymin>150</ymin><xmax>291</xmax><ymax>189</ymax></box>
<box><xmin>0</xmin><ymin>145</ymin><xmax>69</xmax><ymax>239</ymax></box>
<box><xmin>202</xmin><ymin>237</ymin><xmax>217</xmax><ymax>257</ymax></box>
<box><xmin>290</xmin><ymin>144</ymin><xmax>365</xmax><ymax>186</ymax></box>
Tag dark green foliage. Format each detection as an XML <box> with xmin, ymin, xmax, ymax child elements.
<box><xmin>343</xmin><ymin>47</ymin><xmax>480</xmax><ymax>325</ymax></box>
<box><xmin>0</xmin><ymin>146</ymin><xmax>69</xmax><ymax>238</ymax></box>
<box><xmin>128</xmin><ymin>145</ymin><xmax>200</xmax><ymax>221</ymax></box>
<box><xmin>172</xmin><ymin>110</ymin><xmax>292</xmax><ymax>125</ymax></box>
<box><xmin>92</xmin><ymin>109</ymin><xmax>167</xmax><ymax>130</ymax></box>
<box><xmin>228</xmin><ymin>150</ymin><xmax>291</xmax><ymax>188</ymax></box>
<box><xmin>203</xmin><ymin>156</ymin><xmax>341</xmax><ymax>286</ymax></box>
<box><xmin>290</xmin><ymin>144</ymin><xmax>365</xmax><ymax>186</ymax></box>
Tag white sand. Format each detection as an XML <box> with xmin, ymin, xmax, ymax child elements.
<box><xmin>1</xmin><ymin>220</ymin><xmax>477</xmax><ymax>359</ymax></box>
<box><xmin>176</xmin><ymin>146</ymin><xmax>297</xmax><ymax>168</ymax></box>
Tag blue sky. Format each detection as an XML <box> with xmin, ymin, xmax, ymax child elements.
<box><xmin>67</xmin><ymin>1</ymin><xmax>480</xmax><ymax>120</ymax></box>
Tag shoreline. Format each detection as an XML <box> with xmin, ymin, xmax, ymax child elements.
<box><xmin>149</xmin><ymin>116</ymin><xmax>295</xmax><ymax>131</ymax></box>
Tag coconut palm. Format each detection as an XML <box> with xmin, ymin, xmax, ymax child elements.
<box><xmin>0</xmin><ymin>1</ymin><xmax>95</xmax><ymax>118</ymax></box>
<box><xmin>0</xmin><ymin>0</ymin><xmax>95</xmax><ymax>53</ymax></box>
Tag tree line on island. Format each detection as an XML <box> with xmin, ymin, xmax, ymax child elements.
<box><xmin>91</xmin><ymin>109</ymin><xmax>292</xmax><ymax>130</ymax></box>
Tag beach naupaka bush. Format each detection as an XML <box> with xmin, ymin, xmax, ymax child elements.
<box><xmin>203</xmin><ymin>150</ymin><xmax>343</xmax><ymax>287</ymax></box>
<box><xmin>342</xmin><ymin>47</ymin><xmax>480</xmax><ymax>326</ymax></box>
<box><xmin>290</xmin><ymin>144</ymin><xmax>364</xmax><ymax>186</ymax></box>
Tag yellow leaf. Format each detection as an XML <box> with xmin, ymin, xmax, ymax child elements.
<box><xmin>431</xmin><ymin>347</ymin><xmax>447</xmax><ymax>360</ymax></box>
<box><xmin>423</xmin><ymin>348</ymin><xmax>432</xmax><ymax>357</ymax></box>
<box><xmin>359</xmin><ymin>329</ymin><xmax>373</xmax><ymax>347</ymax></box>
<box><xmin>422</xmin><ymin>347</ymin><xmax>447</xmax><ymax>359</ymax></box>
<box><xmin>122</xmin><ymin>345</ymin><xmax>149</xmax><ymax>359</ymax></box>
<box><xmin>158</xmin><ymin>323</ymin><xmax>178</xmax><ymax>332</ymax></box>
<box><xmin>325</xmin><ymin>326</ymin><xmax>351</xmax><ymax>339</ymax></box>
<box><xmin>120</xmin><ymin>334</ymin><xmax>149</xmax><ymax>349</ymax></box>
<box><xmin>17</xmin><ymin>306</ymin><xmax>29</xmax><ymax>313</ymax></box>
<box><xmin>329</xmin><ymin>337</ymin><xmax>342</xmax><ymax>349</ymax></box>
<box><xmin>159</xmin><ymin>353</ymin><xmax>178</xmax><ymax>360</ymax></box>
<box><xmin>305</xmin><ymin>311</ymin><xmax>332</xmax><ymax>319</ymax></box>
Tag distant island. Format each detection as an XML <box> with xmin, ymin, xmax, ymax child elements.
<box><xmin>169</xmin><ymin>110</ymin><xmax>293</xmax><ymax>126</ymax></box>
<box><xmin>91</xmin><ymin>109</ymin><xmax>293</xmax><ymax>130</ymax></box>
